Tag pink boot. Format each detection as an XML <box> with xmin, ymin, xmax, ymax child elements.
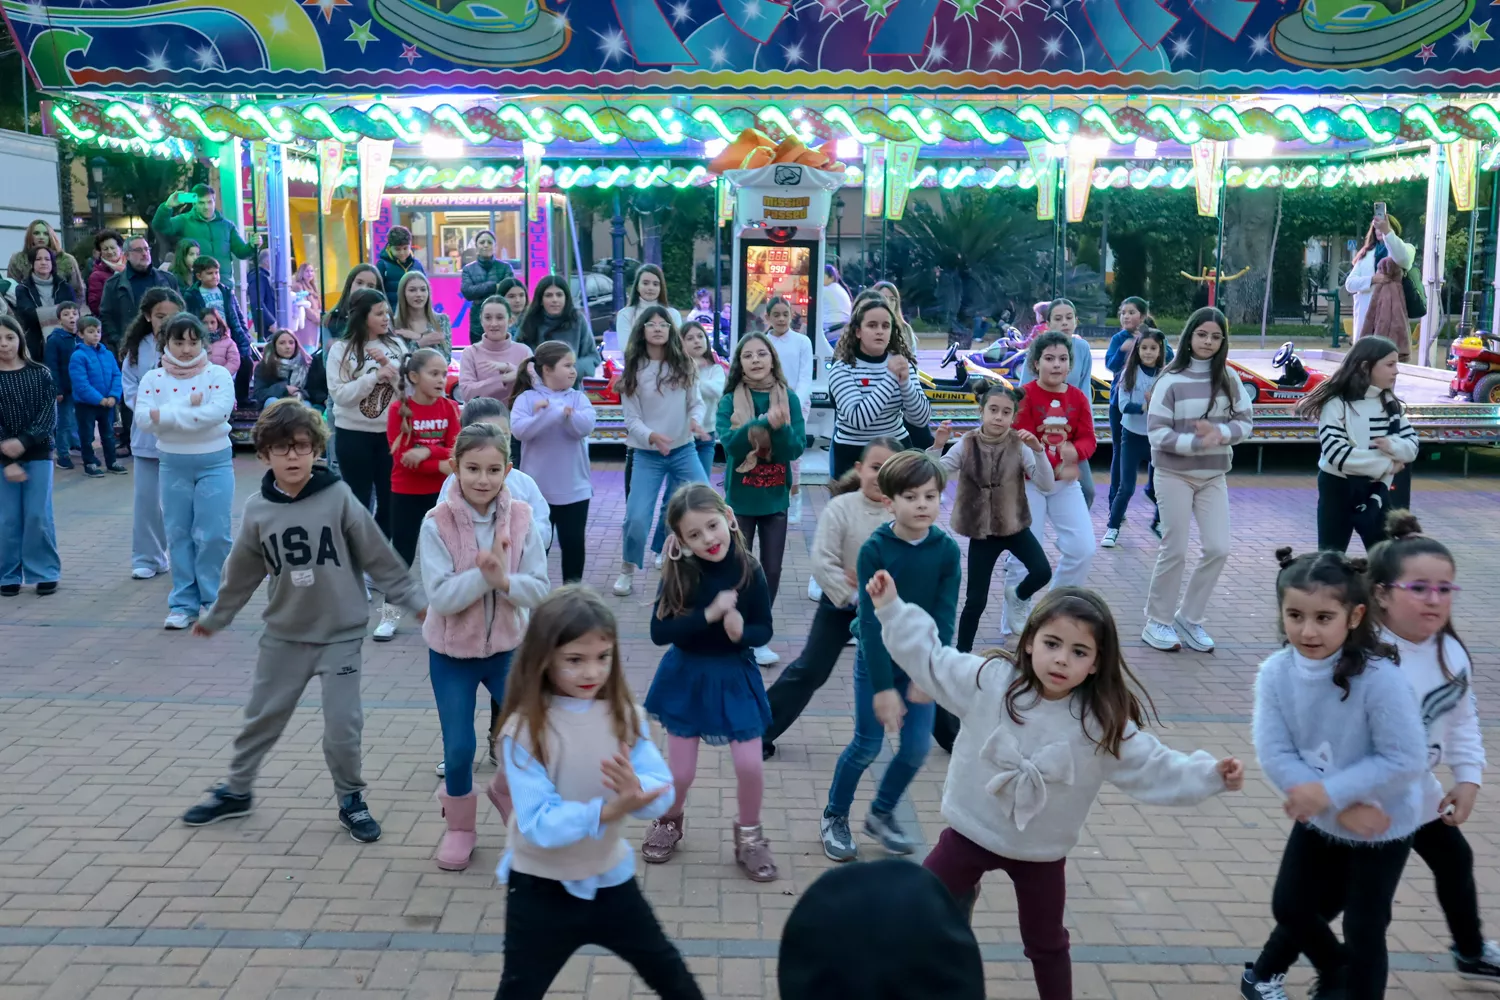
<box><xmin>486</xmin><ymin>768</ymin><xmax>512</xmax><ymax>824</ymax></box>
<box><xmin>435</xmin><ymin>788</ymin><xmax>478</xmax><ymax>871</ymax></box>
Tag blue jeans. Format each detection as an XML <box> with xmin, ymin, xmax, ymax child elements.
<box><xmin>1107</xmin><ymin>428</ymin><xmax>1153</xmax><ymax>530</ymax></box>
<box><xmin>1106</xmin><ymin>401</ymin><xmax>1123</xmax><ymax>506</ymax></box>
<box><xmin>429</xmin><ymin>649</ymin><xmax>513</xmax><ymax>797</ymax></box>
<box><xmin>159</xmin><ymin>448</ymin><xmax>235</xmax><ymax>615</ymax></box>
<box><xmin>623</xmin><ymin>443</ymin><xmax>707</xmax><ymax>568</ymax></box>
<box><xmin>826</xmin><ymin>652</ymin><xmax>935</xmax><ymax>817</ymax></box>
<box><xmin>0</xmin><ymin>460</ymin><xmax>60</xmax><ymax>586</ymax></box>
<box><xmin>54</xmin><ymin>400</ymin><xmax>79</xmax><ymax>455</ymax></box>
<box><xmin>650</xmin><ymin>438</ymin><xmax>718</xmax><ymax>555</ymax></box>
<box><xmin>131</xmin><ymin>455</ymin><xmax>169</xmax><ymax>574</ymax></box>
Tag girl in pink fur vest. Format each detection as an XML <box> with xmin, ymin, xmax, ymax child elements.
<box><xmin>417</xmin><ymin>422</ymin><xmax>551</xmax><ymax>871</ymax></box>
<box><xmin>198</xmin><ymin>308</ymin><xmax>241</xmax><ymax>377</ymax></box>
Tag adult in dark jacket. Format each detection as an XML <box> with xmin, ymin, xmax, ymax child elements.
<box><xmin>99</xmin><ymin>235</ymin><xmax>178</xmax><ymax>351</ymax></box>
<box><xmin>12</xmin><ymin>247</ymin><xmax>77</xmax><ymax>362</ymax></box>
<box><xmin>86</xmin><ymin>230</ymin><xmax>125</xmax><ymax>317</ymax></box>
<box><xmin>150</xmin><ymin>184</ymin><xmax>259</xmax><ymax>298</ymax></box>
<box><xmin>458</xmin><ymin>230</ymin><xmax>513</xmax><ymax>342</ymax></box>
<box><xmin>517</xmin><ymin>274</ymin><xmax>599</xmax><ymax>385</ymax></box>
<box><xmin>374</xmin><ymin>225</ymin><xmax>423</xmax><ymax>308</ymax></box>
<box><xmin>246</xmin><ymin>249</ymin><xmax>278</xmax><ymax>337</ymax></box>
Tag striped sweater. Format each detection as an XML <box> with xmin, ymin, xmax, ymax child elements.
<box><xmin>1146</xmin><ymin>357</ymin><xmax>1254</xmax><ymax>478</ymax></box>
<box><xmin>827</xmin><ymin>351</ymin><xmax>931</xmax><ymax>445</ymax></box>
<box><xmin>1316</xmin><ymin>386</ymin><xmax>1418</xmax><ymax>484</ymax></box>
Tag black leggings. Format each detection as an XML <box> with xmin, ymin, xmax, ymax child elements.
<box><xmin>763</xmin><ymin>600</ymin><xmax>856</xmax><ymax>749</ymax></box>
<box><xmin>497</xmin><ymin>872</ymin><xmax>703</xmax><ymax>1000</ymax></box>
<box><xmin>1255</xmin><ymin>818</ymin><xmax>1484</xmax><ymax>976</ymax></box>
<box><xmin>550</xmin><ymin>499</ymin><xmax>589</xmax><ymax>584</ymax></box>
<box><xmin>390</xmin><ymin>492</ymin><xmax>440</xmax><ymax>566</ymax></box>
<box><xmin>1316</xmin><ymin>471</ymin><xmax>1387</xmax><ymax>554</ymax></box>
<box><xmin>1253</xmin><ymin>822</ymin><xmax>1412</xmax><ymax>1000</ymax></box>
<box><xmin>335</xmin><ymin>427</ymin><xmax>394</xmax><ymax>540</ymax></box>
<box><xmin>737</xmin><ymin>511</ymin><xmax>787</xmax><ymax>604</ymax></box>
<box><xmin>957</xmin><ymin>531</ymin><xmax>1052</xmax><ymax>653</ymax></box>
<box><xmin>831</xmin><ymin>436</ymin><xmax>911</xmax><ymax>479</ymax></box>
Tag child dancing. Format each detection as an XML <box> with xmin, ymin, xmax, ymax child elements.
<box><xmin>642</xmin><ymin>484</ymin><xmax>778</xmax><ymax>881</ymax></box>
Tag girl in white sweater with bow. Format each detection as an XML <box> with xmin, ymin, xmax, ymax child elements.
<box><xmin>864</xmin><ymin>572</ymin><xmax>1243</xmax><ymax>1000</ymax></box>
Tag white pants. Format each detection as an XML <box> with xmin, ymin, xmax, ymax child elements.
<box><xmin>1145</xmin><ymin>470</ymin><xmax>1230</xmax><ymax>625</ymax></box>
<box><xmin>1005</xmin><ymin>479</ymin><xmax>1095</xmax><ymax>592</ymax></box>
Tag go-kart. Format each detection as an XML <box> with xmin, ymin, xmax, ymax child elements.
<box><xmin>1447</xmin><ymin>334</ymin><xmax>1500</xmax><ymax>403</ymax></box>
<box><xmin>1226</xmin><ymin>341</ymin><xmax>1327</xmax><ymax>404</ymax></box>
<box><xmin>925</xmin><ymin>342</ymin><xmax>1015</xmax><ymax>402</ymax></box>
<box><xmin>963</xmin><ymin>334</ymin><xmax>1112</xmax><ymax>405</ymax></box>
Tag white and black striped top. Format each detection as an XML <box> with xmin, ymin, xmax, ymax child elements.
<box><xmin>1317</xmin><ymin>386</ymin><xmax>1419</xmax><ymax>484</ymax></box>
<box><xmin>826</xmin><ymin>352</ymin><xmax>930</xmax><ymax>445</ymax></box>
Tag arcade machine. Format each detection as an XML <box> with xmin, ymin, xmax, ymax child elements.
<box><xmin>724</xmin><ymin>162</ymin><xmax>843</xmax><ymax>443</ymax></box>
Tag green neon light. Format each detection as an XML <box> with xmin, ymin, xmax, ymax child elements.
<box><xmin>50</xmin><ymin>105</ymin><xmax>97</xmax><ymax>141</ymax></box>
<box><xmin>1208</xmin><ymin>106</ymin><xmax>1251</xmax><ymax>141</ymax></box>
<box><xmin>236</xmin><ymin>106</ymin><xmax>293</xmax><ymax>142</ymax></box>
<box><xmin>757</xmin><ymin>107</ymin><xmax>802</xmax><ymax>141</ymax></box>
<box><xmin>953</xmin><ymin>106</ymin><xmax>1008</xmax><ymax>144</ymax></box>
<box><xmin>566</xmin><ymin>105</ymin><xmax>622</xmax><ymax>144</ymax></box>
<box><xmin>1408</xmin><ymin>105</ymin><xmax>1460</xmax><ymax>142</ymax></box>
<box><xmin>824</xmin><ymin>106</ymin><xmax>878</xmax><ymax>144</ymax></box>
<box><xmin>1469</xmin><ymin>104</ymin><xmax>1500</xmax><ymax>140</ymax></box>
<box><xmin>1144</xmin><ymin>106</ymin><xmax>1195</xmax><ymax>144</ymax></box>
<box><xmin>1338</xmin><ymin>106</ymin><xmax>1394</xmax><ymax>143</ymax></box>
<box><xmin>435</xmin><ymin>105</ymin><xmax>491</xmax><ymax>144</ymax></box>
<box><xmin>171</xmin><ymin>105</ymin><xmax>227</xmax><ymax>143</ymax></box>
<box><xmin>888</xmin><ymin>107</ymin><xmax>940</xmax><ymax>143</ymax></box>
<box><xmin>1274</xmin><ymin>106</ymin><xmax>1330</xmax><ymax>144</ymax></box>
<box><xmin>627</xmin><ymin>106</ymin><xmax>682</xmax><ymax>144</ymax></box>
<box><xmin>1081</xmin><ymin>105</ymin><xmax>1136</xmax><ymax>144</ymax></box>
<box><xmin>104</xmin><ymin>103</ymin><xmax>164</xmax><ymax>142</ymax></box>
<box><xmin>303</xmin><ymin>105</ymin><xmax>358</xmax><ymax>143</ymax></box>
<box><xmin>690</xmin><ymin>107</ymin><xmax>736</xmax><ymax>143</ymax></box>
<box><xmin>1016</xmin><ymin>106</ymin><xmax>1067</xmax><ymax>144</ymax></box>
<box><xmin>367</xmin><ymin>103</ymin><xmax>421</xmax><ymax>143</ymax></box>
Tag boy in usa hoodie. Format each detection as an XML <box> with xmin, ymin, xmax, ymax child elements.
<box><xmin>181</xmin><ymin>400</ymin><xmax>427</xmax><ymax>843</ymax></box>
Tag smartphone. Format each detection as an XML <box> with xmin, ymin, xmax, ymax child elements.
<box><xmin>1374</xmin><ymin>201</ymin><xmax>1387</xmax><ymax>222</ymax></box>
<box><xmin>176</xmin><ymin>191</ymin><xmax>197</xmax><ymax>205</ymax></box>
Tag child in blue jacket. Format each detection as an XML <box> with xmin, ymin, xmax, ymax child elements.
<box><xmin>67</xmin><ymin>320</ymin><xmax>126</xmax><ymax>477</ymax></box>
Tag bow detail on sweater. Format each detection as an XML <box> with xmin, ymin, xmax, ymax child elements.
<box><xmin>980</xmin><ymin>728</ymin><xmax>1076</xmax><ymax>830</ymax></box>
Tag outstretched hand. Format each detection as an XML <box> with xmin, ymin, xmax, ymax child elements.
<box><xmin>1217</xmin><ymin>757</ymin><xmax>1244</xmax><ymax>791</ymax></box>
<box><xmin>865</xmin><ymin>569</ymin><xmax>897</xmax><ymax>609</ymax></box>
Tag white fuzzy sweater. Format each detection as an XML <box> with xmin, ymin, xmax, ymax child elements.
<box><xmin>135</xmin><ymin>363</ymin><xmax>235</xmax><ymax>455</ymax></box>
<box><xmin>875</xmin><ymin>598</ymin><xmax>1228</xmax><ymax>862</ymax></box>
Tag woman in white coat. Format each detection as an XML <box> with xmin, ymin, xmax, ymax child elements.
<box><xmin>1345</xmin><ymin>212</ymin><xmax>1415</xmax><ymax>342</ymax></box>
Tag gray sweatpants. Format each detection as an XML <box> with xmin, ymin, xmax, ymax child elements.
<box><xmin>227</xmin><ymin>635</ymin><xmax>366</xmax><ymax>799</ymax></box>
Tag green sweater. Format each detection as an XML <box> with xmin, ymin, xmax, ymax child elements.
<box><xmin>714</xmin><ymin>387</ymin><xmax>805</xmax><ymax>516</ymax></box>
<box><xmin>856</xmin><ymin>523</ymin><xmax>961</xmax><ymax>693</ymax></box>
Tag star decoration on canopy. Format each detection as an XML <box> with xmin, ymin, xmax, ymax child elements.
<box><xmin>1466</xmin><ymin>18</ymin><xmax>1493</xmax><ymax>47</ymax></box>
<box><xmin>345</xmin><ymin>19</ymin><xmax>378</xmax><ymax>51</ymax></box>
<box><xmin>595</xmin><ymin>27</ymin><xmax>629</xmax><ymax>62</ymax></box>
<box><xmin>987</xmin><ymin>36</ymin><xmax>1010</xmax><ymax>61</ymax></box>
<box><xmin>949</xmin><ymin>0</ymin><xmax>983</xmax><ymax>20</ymax></box>
<box><xmin>1248</xmin><ymin>33</ymin><xmax>1269</xmax><ymax>55</ymax></box>
<box><xmin>399</xmin><ymin>43</ymin><xmax>420</xmax><ymax>64</ymax></box>
<box><xmin>1417</xmin><ymin>42</ymin><xmax>1437</xmax><ymax>62</ymax></box>
<box><xmin>818</xmin><ymin>0</ymin><xmax>843</xmax><ymax>19</ymax></box>
<box><xmin>301</xmin><ymin>0</ymin><xmax>351</xmax><ymax>24</ymax></box>
<box><xmin>864</xmin><ymin>0</ymin><xmax>894</xmax><ymax>19</ymax></box>
<box><xmin>669</xmin><ymin>1</ymin><xmax>693</xmax><ymax>24</ymax></box>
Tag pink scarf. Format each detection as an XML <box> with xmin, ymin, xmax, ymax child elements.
<box><xmin>161</xmin><ymin>346</ymin><xmax>210</xmax><ymax>379</ymax></box>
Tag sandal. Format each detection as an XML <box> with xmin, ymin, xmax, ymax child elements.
<box><xmin>642</xmin><ymin>816</ymin><xmax>684</xmax><ymax>863</ymax></box>
<box><xmin>734</xmin><ymin>823</ymin><xmax>779</xmax><ymax>882</ymax></box>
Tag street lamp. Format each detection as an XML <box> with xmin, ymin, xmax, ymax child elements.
<box><xmin>87</xmin><ymin>156</ymin><xmax>106</xmax><ymax>233</ymax></box>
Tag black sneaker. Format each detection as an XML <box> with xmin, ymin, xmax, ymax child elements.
<box><xmin>0</xmin><ymin>585</ymin><xmax>19</xmax><ymax>597</ymax></box>
<box><xmin>339</xmin><ymin>793</ymin><xmax>382</xmax><ymax>843</ymax></box>
<box><xmin>83</xmin><ymin>465</ymin><xmax>104</xmax><ymax>478</ymax></box>
<box><xmin>182</xmin><ymin>784</ymin><xmax>253</xmax><ymax>826</ymax></box>
<box><xmin>1308</xmin><ymin>965</ymin><xmax>1347</xmax><ymax>1000</ymax></box>
<box><xmin>1150</xmin><ymin>516</ymin><xmax>1163</xmax><ymax>539</ymax></box>
<box><xmin>54</xmin><ymin>456</ymin><xmax>73</xmax><ymax>470</ymax></box>
<box><xmin>1454</xmin><ymin>941</ymin><xmax>1500</xmax><ymax>980</ymax></box>
<box><xmin>36</xmin><ymin>582</ymin><xmax>56</xmax><ymax>596</ymax></box>
<box><xmin>761</xmin><ymin>742</ymin><xmax>776</xmax><ymax>760</ymax></box>
<box><xmin>106</xmin><ymin>463</ymin><xmax>128</xmax><ymax>475</ymax></box>
<box><xmin>1239</xmin><ymin>965</ymin><xmax>1289</xmax><ymax>1000</ymax></box>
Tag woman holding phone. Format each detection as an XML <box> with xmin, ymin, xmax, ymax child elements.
<box><xmin>1345</xmin><ymin>205</ymin><xmax>1415</xmax><ymax>349</ymax></box>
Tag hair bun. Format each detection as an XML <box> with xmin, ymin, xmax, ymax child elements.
<box><xmin>1346</xmin><ymin>556</ymin><xmax>1369</xmax><ymax>573</ymax></box>
<box><xmin>1274</xmin><ymin>546</ymin><xmax>1297</xmax><ymax>568</ymax></box>
<box><xmin>1385</xmin><ymin>509</ymin><xmax>1422</xmax><ymax>540</ymax></box>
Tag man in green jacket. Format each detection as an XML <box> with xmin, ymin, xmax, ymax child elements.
<box><xmin>151</xmin><ymin>184</ymin><xmax>260</xmax><ymax>299</ymax></box>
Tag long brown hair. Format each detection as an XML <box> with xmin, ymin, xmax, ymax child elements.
<box><xmin>394</xmin><ymin>270</ymin><xmax>441</xmax><ymax>334</ymax></box>
<box><xmin>621</xmin><ymin>304</ymin><xmax>694</xmax><ymax>397</ymax></box>
<box><xmin>1296</xmin><ymin>336</ymin><xmax>1402</xmax><ymax>420</ymax></box>
<box><xmin>513</xmin><ymin>339</ymin><xmax>575</xmax><ymax>397</ymax></box>
<box><xmin>657</xmin><ymin>483</ymin><xmax>755</xmax><ymax>619</ymax></box>
<box><xmin>724</xmin><ymin>332</ymin><xmax>787</xmax><ymax>393</ymax></box>
<box><xmin>628</xmin><ymin>263</ymin><xmax>671</xmax><ymax>308</ymax></box>
<box><xmin>390</xmin><ymin>347</ymin><xmax>447</xmax><ymax>456</ymax></box>
<box><xmin>1121</xmin><ymin>328</ymin><xmax>1167</xmax><ymax>393</ymax></box>
<box><xmin>338</xmin><ymin>287</ymin><xmax>395</xmax><ymax>377</ymax></box>
<box><xmin>1163</xmin><ymin>307</ymin><xmax>1239</xmax><ymax>419</ymax></box>
<box><xmin>832</xmin><ymin>296</ymin><xmax>914</xmax><ymax>365</ymax></box>
<box><xmin>122</xmin><ymin>287</ymin><xmax>185</xmax><ymax>366</ymax></box>
<box><xmin>496</xmin><ymin>586</ymin><xmax>640</xmax><ymax>772</ymax></box>
<box><xmin>999</xmin><ymin>587</ymin><xmax>1158</xmax><ymax>757</ymax></box>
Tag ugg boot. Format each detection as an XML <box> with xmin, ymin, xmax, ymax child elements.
<box><xmin>734</xmin><ymin>823</ymin><xmax>779</xmax><ymax>882</ymax></box>
<box><xmin>435</xmin><ymin>787</ymin><xmax>478</xmax><ymax>871</ymax></box>
<box><xmin>485</xmin><ymin>769</ymin><xmax>512</xmax><ymax>824</ymax></box>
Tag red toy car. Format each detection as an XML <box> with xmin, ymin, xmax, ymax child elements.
<box><xmin>1227</xmin><ymin>342</ymin><xmax>1327</xmax><ymax>404</ymax></box>
<box><xmin>1447</xmin><ymin>335</ymin><xmax>1500</xmax><ymax>403</ymax></box>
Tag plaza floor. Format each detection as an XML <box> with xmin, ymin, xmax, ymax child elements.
<box><xmin>2</xmin><ymin>452</ymin><xmax>1500</xmax><ymax>999</ymax></box>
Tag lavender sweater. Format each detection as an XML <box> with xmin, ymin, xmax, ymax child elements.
<box><xmin>510</xmin><ymin>385</ymin><xmax>597</xmax><ymax>506</ymax></box>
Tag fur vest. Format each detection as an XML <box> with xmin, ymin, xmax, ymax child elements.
<box><xmin>421</xmin><ymin>489</ymin><xmax>532</xmax><ymax>659</ymax></box>
<box><xmin>950</xmin><ymin>432</ymin><xmax>1030</xmax><ymax>539</ymax></box>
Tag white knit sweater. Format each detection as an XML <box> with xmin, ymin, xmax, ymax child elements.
<box><xmin>875</xmin><ymin>598</ymin><xmax>1228</xmax><ymax>862</ymax></box>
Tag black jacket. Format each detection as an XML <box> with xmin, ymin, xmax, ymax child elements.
<box><xmin>12</xmin><ymin>275</ymin><xmax>76</xmax><ymax>362</ymax></box>
<box><xmin>99</xmin><ymin>266</ymin><xmax>178</xmax><ymax>351</ymax></box>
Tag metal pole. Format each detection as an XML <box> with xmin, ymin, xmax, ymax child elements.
<box><xmin>713</xmin><ymin>180</ymin><xmax>723</xmax><ymax>339</ymax></box>
<box><xmin>1485</xmin><ymin>169</ymin><xmax>1500</xmax><ymax>332</ymax></box>
<box><xmin>860</xmin><ymin>202</ymin><xmax>868</xmax><ymax>286</ymax></box>
<box><xmin>1462</xmin><ymin>164</ymin><xmax>1480</xmax><ymax>334</ymax></box>
<box><xmin>1212</xmin><ymin>158</ymin><xmax>1229</xmax><ymax>309</ymax></box>
<box><xmin>355</xmin><ymin>159</ymin><xmax>366</xmax><ymax>262</ymax></box>
<box><xmin>880</xmin><ymin>217</ymin><xmax>887</xmax><ymax>281</ymax></box>
<box><xmin>20</xmin><ymin>60</ymin><xmax>28</xmax><ymax>134</ymax></box>
<box><xmin>1057</xmin><ymin>160</ymin><xmax>1067</xmax><ymax>299</ymax></box>
<box><xmin>610</xmin><ymin>193</ymin><xmax>626</xmax><ymax>312</ymax></box>
<box><xmin>315</xmin><ymin>155</ymin><xmax>327</xmax><ymax>324</ymax></box>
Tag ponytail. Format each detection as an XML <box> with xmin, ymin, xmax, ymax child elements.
<box><xmin>390</xmin><ymin>347</ymin><xmax>445</xmax><ymax>456</ymax></box>
<box><xmin>515</xmin><ymin>339</ymin><xmax>576</xmax><ymax>397</ymax></box>
<box><xmin>512</xmin><ymin>356</ymin><xmax>542</xmax><ymax>397</ymax></box>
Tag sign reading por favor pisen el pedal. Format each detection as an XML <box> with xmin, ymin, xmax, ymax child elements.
<box><xmin>5</xmin><ymin>0</ymin><xmax>1499</xmax><ymax>95</ymax></box>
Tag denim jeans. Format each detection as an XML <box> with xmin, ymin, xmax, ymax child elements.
<box><xmin>131</xmin><ymin>455</ymin><xmax>169</xmax><ymax>575</ymax></box>
<box><xmin>0</xmin><ymin>460</ymin><xmax>60</xmax><ymax>586</ymax></box>
<box><xmin>159</xmin><ymin>448</ymin><xmax>235</xmax><ymax>615</ymax></box>
<box><xmin>623</xmin><ymin>444</ymin><xmax>707</xmax><ymax>568</ymax></box>
<box><xmin>75</xmin><ymin>402</ymin><xmax>117</xmax><ymax>468</ymax></box>
<box><xmin>648</xmin><ymin>438</ymin><xmax>719</xmax><ymax>556</ymax></box>
<box><xmin>53</xmin><ymin>400</ymin><xmax>79</xmax><ymax>455</ymax></box>
<box><xmin>826</xmin><ymin>652</ymin><xmax>935</xmax><ymax>817</ymax></box>
<box><xmin>429</xmin><ymin>649</ymin><xmax>513</xmax><ymax>797</ymax></box>
<box><xmin>1107</xmin><ymin>428</ymin><xmax>1152</xmax><ymax>530</ymax></box>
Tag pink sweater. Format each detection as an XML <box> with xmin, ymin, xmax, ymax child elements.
<box><xmin>421</xmin><ymin>491</ymin><xmax>533</xmax><ymax>659</ymax></box>
<box><xmin>458</xmin><ymin>336</ymin><xmax>532</xmax><ymax>404</ymax></box>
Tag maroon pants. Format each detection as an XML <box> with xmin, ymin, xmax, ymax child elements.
<box><xmin>923</xmin><ymin>827</ymin><xmax>1072</xmax><ymax>1000</ymax></box>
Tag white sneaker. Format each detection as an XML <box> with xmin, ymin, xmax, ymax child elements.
<box><xmin>131</xmin><ymin>567</ymin><xmax>157</xmax><ymax>580</ymax></box>
<box><xmin>1174</xmin><ymin>614</ymin><xmax>1216</xmax><ymax>652</ymax></box>
<box><xmin>653</xmin><ymin>551</ymin><xmax>664</xmax><ymax>569</ymax></box>
<box><xmin>372</xmin><ymin>604</ymin><xmax>400</xmax><ymax>642</ymax></box>
<box><xmin>753</xmin><ymin>645</ymin><xmax>780</xmax><ymax>666</ymax></box>
<box><xmin>808</xmin><ymin>577</ymin><xmax>823</xmax><ymax>602</ymax></box>
<box><xmin>1003</xmin><ymin>585</ymin><xmax>1031</xmax><ymax>636</ymax></box>
<box><xmin>434</xmin><ymin>760</ymin><xmax>446</xmax><ymax>778</ymax></box>
<box><xmin>787</xmin><ymin>492</ymin><xmax>803</xmax><ymax>524</ymax></box>
<box><xmin>1101</xmin><ymin>528</ymin><xmax>1119</xmax><ymax>548</ymax></box>
<box><xmin>1141</xmin><ymin>618</ymin><xmax>1182</xmax><ymax>651</ymax></box>
<box><xmin>612</xmin><ymin>572</ymin><xmax>634</xmax><ymax>597</ymax></box>
<box><xmin>163</xmin><ymin>611</ymin><xmax>194</xmax><ymax>630</ymax></box>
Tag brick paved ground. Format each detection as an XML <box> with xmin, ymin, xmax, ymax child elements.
<box><xmin>3</xmin><ymin>448</ymin><xmax>1500</xmax><ymax>999</ymax></box>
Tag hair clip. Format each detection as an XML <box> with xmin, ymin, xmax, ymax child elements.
<box><xmin>663</xmin><ymin>535</ymin><xmax>684</xmax><ymax>562</ymax></box>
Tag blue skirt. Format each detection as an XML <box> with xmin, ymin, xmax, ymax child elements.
<box><xmin>644</xmin><ymin>646</ymin><xmax>771</xmax><ymax>746</ymax></box>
